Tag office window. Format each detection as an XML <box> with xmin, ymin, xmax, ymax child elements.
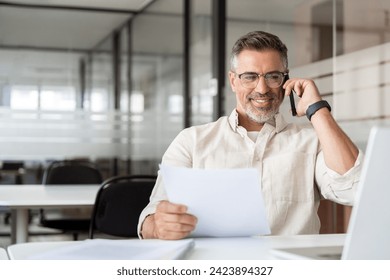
<box><xmin>84</xmin><ymin>29</ymin><xmax>114</xmax><ymax>113</ymax></box>
<box><xmin>40</xmin><ymin>86</ymin><xmax>76</xmax><ymax>111</ymax></box>
<box><xmin>90</xmin><ymin>89</ymin><xmax>109</xmax><ymax>112</ymax></box>
<box><xmin>168</xmin><ymin>94</ymin><xmax>183</xmax><ymax>114</ymax></box>
<box><xmin>10</xmin><ymin>85</ymin><xmax>38</xmax><ymax>110</ymax></box>
<box><xmin>130</xmin><ymin>91</ymin><xmax>145</xmax><ymax>114</ymax></box>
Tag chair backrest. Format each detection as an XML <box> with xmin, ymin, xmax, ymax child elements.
<box><xmin>89</xmin><ymin>175</ymin><xmax>156</xmax><ymax>238</ymax></box>
<box><xmin>42</xmin><ymin>160</ymin><xmax>103</xmax><ymax>185</ymax></box>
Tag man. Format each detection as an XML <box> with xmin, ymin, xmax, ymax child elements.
<box><xmin>138</xmin><ymin>31</ymin><xmax>362</xmax><ymax>240</ymax></box>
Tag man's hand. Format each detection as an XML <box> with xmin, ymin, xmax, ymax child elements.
<box><xmin>283</xmin><ymin>78</ymin><xmax>322</xmax><ymax>117</ymax></box>
<box><xmin>141</xmin><ymin>201</ymin><xmax>197</xmax><ymax>240</ymax></box>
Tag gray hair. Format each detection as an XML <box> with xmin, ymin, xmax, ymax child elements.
<box><xmin>230</xmin><ymin>31</ymin><xmax>288</xmax><ymax>71</ymax></box>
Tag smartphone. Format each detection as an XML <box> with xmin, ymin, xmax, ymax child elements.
<box><xmin>285</xmin><ymin>74</ymin><xmax>297</xmax><ymax>116</ymax></box>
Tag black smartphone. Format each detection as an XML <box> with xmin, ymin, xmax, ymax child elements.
<box><xmin>285</xmin><ymin>74</ymin><xmax>297</xmax><ymax>116</ymax></box>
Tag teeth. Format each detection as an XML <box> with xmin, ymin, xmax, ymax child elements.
<box><xmin>253</xmin><ymin>99</ymin><xmax>268</xmax><ymax>103</ymax></box>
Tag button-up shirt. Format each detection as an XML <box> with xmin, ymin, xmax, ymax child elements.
<box><xmin>138</xmin><ymin>109</ymin><xmax>362</xmax><ymax>236</ymax></box>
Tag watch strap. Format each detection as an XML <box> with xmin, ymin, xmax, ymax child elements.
<box><xmin>306</xmin><ymin>100</ymin><xmax>331</xmax><ymax>121</ymax></box>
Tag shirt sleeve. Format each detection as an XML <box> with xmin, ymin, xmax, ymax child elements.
<box><xmin>137</xmin><ymin>173</ymin><xmax>166</xmax><ymax>238</ymax></box>
<box><xmin>315</xmin><ymin>149</ymin><xmax>363</xmax><ymax>206</ymax></box>
<box><xmin>137</xmin><ymin>129</ymin><xmax>194</xmax><ymax>238</ymax></box>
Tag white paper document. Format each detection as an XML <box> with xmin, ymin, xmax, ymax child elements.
<box><xmin>160</xmin><ymin>165</ymin><xmax>270</xmax><ymax>237</ymax></box>
<box><xmin>26</xmin><ymin>238</ymin><xmax>195</xmax><ymax>260</ymax></box>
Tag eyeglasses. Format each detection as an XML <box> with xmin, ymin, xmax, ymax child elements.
<box><xmin>236</xmin><ymin>71</ymin><xmax>288</xmax><ymax>89</ymax></box>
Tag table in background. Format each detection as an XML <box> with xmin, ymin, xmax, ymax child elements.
<box><xmin>0</xmin><ymin>247</ymin><xmax>9</xmax><ymax>260</ymax></box>
<box><xmin>7</xmin><ymin>234</ymin><xmax>346</xmax><ymax>260</ymax></box>
<box><xmin>0</xmin><ymin>184</ymin><xmax>100</xmax><ymax>244</ymax></box>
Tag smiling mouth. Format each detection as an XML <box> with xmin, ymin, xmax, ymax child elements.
<box><xmin>252</xmin><ymin>98</ymin><xmax>271</xmax><ymax>103</ymax></box>
<box><xmin>250</xmin><ymin>97</ymin><xmax>273</xmax><ymax>107</ymax></box>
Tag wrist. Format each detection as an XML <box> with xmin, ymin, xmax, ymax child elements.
<box><xmin>306</xmin><ymin>100</ymin><xmax>331</xmax><ymax>121</ymax></box>
<box><xmin>140</xmin><ymin>214</ymin><xmax>156</xmax><ymax>239</ymax></box>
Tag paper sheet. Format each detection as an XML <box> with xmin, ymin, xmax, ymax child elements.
<box><xmin>27</xmin><ymin>238</ymin><xmax>195</xmax><ymax>260</ymax></box>
<box><xmin>160</xmin><ymin>165</ymin><xmax>270</xmax><ymax>237</ymax></box>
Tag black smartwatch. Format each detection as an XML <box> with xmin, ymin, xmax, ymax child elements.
<box><xmin>306</xmin><ymin>100</ymin><xmax>331</xmax><ymax>121</ymax></box>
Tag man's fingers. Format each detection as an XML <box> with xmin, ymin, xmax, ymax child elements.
<box><xmin>153</xmin><ymin>200</ymin><xmax>198</xmax><ymax>240</ymax></box>
<box><xmin>154</xmin><ymin>227</ymin><xmax>194</xmax><ymax>240</ymax></box>
<box><xmin>157</xmin><ymin>200</ymin><xmax>188</xmax><ymax>214</ymax></box>
<box><xmin>154</xmin><ymin>212</ymin><xmax>197</xmax><ymax>240</ymax></box>
<box><xmin>155</xmin><ymin>211</ymin><xmax>197</xmax><ymax>225</ymax></box>
<box><xmin>155</xmin><ymin>218</ymin><xmax>196</xmax><ymax>232</ymax></box>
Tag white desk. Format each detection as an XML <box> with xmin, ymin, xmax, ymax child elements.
<box><xmin>0</xmin><ymin>247</ymin><xmax>9</xmax><ymax>260</ymax></box>
<box><xmin>0</xmin><ymin>184</ymin><xmax>100</xmax><ymax>244</ymax></box>
<box><xmin>7</xmin><ymin>234</ymin><xmax>346</xmax><ymax>260</ymax></box>
<box><xmin>190</xmin><ymin>234</ymin><xmax>345</xmax><ymax>259</ymax></box>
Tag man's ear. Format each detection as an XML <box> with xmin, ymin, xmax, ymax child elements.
<box><xmin>228</xmin><ymin>71</ymin><xmax>237</xmax><ymax>92</ymax></box>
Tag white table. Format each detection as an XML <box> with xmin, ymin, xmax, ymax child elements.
<box><xmin>190</xmin><ymin>234</ymin><xmax>345</xmax><ymax>259</ymax></box>
<box><xmin>7</xmin><ymin>234</ymin><xmax>346</xmax><ymax>260</ymax></box>
<box><xmin>0</xmin><ymin>184</ymin><xmax>100</xmax><ymax>244</ymax></box>
<box><xmin>0</xmin><ymin>247</ymin><xmax>9</xmax><ymax>260</ymax></box>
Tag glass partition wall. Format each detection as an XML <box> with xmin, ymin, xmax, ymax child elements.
<box><xmin>0</xmin><ymin>1</ymin><xmax>185</xmax><ymax>180</ymax></box>
<box><xmin>131</xmin><ymin>2</ymin><xmax>184</xmax><ymax>174</ymax></box>
<box><xmin>333</xmin><ymin>0</ymin><xmax>390</xmax><ymax>147</ymax></box>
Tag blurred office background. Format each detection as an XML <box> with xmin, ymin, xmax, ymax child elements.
<box><xmin>0</xmin><ymin>0</ymin><xmax>389</xmax><ymax>234</ymax></box>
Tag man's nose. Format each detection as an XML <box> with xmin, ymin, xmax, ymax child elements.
<box><xmin>254</xmin><ymin>76</ymin><xmax>269</xmax><ymax>93</ymax></box>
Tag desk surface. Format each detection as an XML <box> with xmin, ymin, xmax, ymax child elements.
<box><xmin>0</xmin><ymin>184</ymin><xmax>100</xmax><ymax>208</ymax></box>
<box><xmin>7</xmin><ymin>234</ymin><xmax>346</xmax><ymax>260</ymax></box>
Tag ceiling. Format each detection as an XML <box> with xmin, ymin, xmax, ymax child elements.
<box><xmin>0</xmin><ymin>0</ymin><xmax>156</xmax><ymax>51</ymax></box>
<box><xmin>9</xmin><ymin>0</ymin><xmax>154</xmax><ymax>10</ymax></box>
<box><xmin>0</xmin><ymin>0</ymin><xmax>186</xmax><ymax>85</ymax></box>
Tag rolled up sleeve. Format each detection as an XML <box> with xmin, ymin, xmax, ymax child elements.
<box><xmin>137</xmin><ymin>128</ymin><xmax>195</xmax><ymax>238</ymax></box>
<box><xmin>315</xmin><ymin>149</ymin><xmax>363</xmax><ymax>205</ymax></box>
<box><xmin>137</xmin><ymin>173</ymin><xmax>168</xmax><ymax>238</ymax></box>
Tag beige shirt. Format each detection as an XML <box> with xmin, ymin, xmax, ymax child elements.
<box><xmin>138</xmin><ymin>109</ymin><xmax>362</xmax><ymax>236</ymax></box>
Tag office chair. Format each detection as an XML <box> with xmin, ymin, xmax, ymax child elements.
<box><xmin>89</xmin><ymin>175</ymin><xmax>156</xmax><ymax>239</ymax></box>
<box><xmin>39</xmin><ymin>160</ymin><xmax>103</xmax><ymax>240</ymax></box>
<box><xmin>0</xmin><ymin>161</ymin><xmax>25</xmax><ymax>225</ymax></box>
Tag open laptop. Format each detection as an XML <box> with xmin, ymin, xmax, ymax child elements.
<box><xmin>271</xmin><ymin>125</ymin><xmax>390</xmax><ymax>260</ymax></box>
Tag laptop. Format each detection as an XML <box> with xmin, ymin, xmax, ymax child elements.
<box><xmin>271</xmin><ymin>125</ymin><xmax>390</xmax><ymax>260</ymax></box>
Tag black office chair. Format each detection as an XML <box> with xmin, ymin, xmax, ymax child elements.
<box><xmin>1</xmin><ymin>161</ymin><xmax>25</xmax><ymax>225</ymax></box>
<box><xmin>39</xmin><ymin>160</ymin><xmax>103</xmax><ymax>240</ymax></box>
<box><xmin>89</xmin><ymin>175</ymin><xmax>156</xmax><ymax>239</ymax></box>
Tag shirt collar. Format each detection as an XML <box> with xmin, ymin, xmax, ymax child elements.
<box><xmin>228</xmin><ymin>109</ymin><xmax>288</xmax><ymax>135</ymax></box>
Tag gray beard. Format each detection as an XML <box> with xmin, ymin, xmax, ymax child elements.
<box><xmin>245</xmin><ymin>91</ymin><xmax>281</xmax><ymax>123</ymax></box>
<box><xmin>245</xmin><ymin>106</ymin><xmax>278</xmax><ymax>124</ymax></box>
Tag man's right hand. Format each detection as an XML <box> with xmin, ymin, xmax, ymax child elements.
<box><xmin>141</xmin><ymin>200</ymin><xmax>197</xmax><ymax>240</ymax></box>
